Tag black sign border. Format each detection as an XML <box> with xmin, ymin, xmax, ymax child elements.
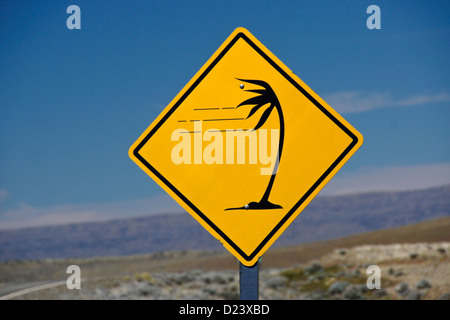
<box><xmin>132</xmin><ymin>31</ymin><xmax>360</xmax><ymax>263</ymax></box>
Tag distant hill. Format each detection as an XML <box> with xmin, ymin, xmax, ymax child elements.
<box><xmin>0</xmin><ymin>185</ymin><xmax>449</xmax><ymax>261</ymax></box>
<box><xmin>1</xmin><ymin>217</ymin><xmax>449</xmax><ymax>285</ymax></box>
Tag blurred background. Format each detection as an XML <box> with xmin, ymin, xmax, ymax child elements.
<box><xmin>0</xmin><ymin>1</ymin><xmax>449</xmax><ymax>300</ymax></box>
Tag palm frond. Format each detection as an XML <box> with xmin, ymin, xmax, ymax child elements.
<box><xmin>253</xmin><ymin>104</ymin><xmax>274</xmax><ymax>130</ymax></box>
<box><xmin>236</xmin><ymin>95</ymin><xmax>267</xmax><ymax>108</ymax></box>
<box><xmin>247</xmin><ymin>102</ymin><xmax>267</xmax><ymax>119</ymax></box>
<box><xmin>244</xmin><ymin>89</ymin><xmax>267</xmax><ymax>95</ymax></box>
<box><xmin>236</xmin><ymin>78</ymin><xmax>270</xmax><ymax>90</ymax></box>
<box><xmin>236</xmin><ymin>78</ymin><xmax>280</xmax><ymax>130</ymax></box>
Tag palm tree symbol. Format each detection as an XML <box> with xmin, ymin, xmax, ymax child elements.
<box><xmin>226</xmin><ymin>78</ymin><xmax>284</xmax><ymax>211</ymax></box>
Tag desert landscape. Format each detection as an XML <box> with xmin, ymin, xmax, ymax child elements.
<box><xmin>1</xmin><ymin>216</ymin><xmax>449</xmax><ymax>300</ymax></box>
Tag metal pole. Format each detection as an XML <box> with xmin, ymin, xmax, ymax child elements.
<box><xmin>239</xmin><ymin>260</ymin><xmax>259</xmax><ymax>300</ymax></box>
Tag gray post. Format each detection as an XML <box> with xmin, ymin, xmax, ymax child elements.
<box><xmin>239</xmin><ymin>260</ymin><xmax>259</xmax><ymax>300</ymax></box>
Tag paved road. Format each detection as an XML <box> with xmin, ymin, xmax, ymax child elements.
<box><xmin>0</xmin><ymin>280</ymin><xmax>67</xmax><ymax>300</ymax></box>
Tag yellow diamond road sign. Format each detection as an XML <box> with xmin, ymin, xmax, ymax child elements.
<box><xmin>129</xmin><ymin>27</ymin><xmax>363</xmax><ymax>266</ymax></box>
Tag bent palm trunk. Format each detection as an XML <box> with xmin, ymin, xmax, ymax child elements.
<box><xmin>226</xmin><ymin>79</ymin><xmax>284</xmax><ymax>211</ymax></box>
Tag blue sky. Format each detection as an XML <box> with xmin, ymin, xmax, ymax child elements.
<box><xmin>1</xmin><ymin>1</ymin><xmax>449</xmax><ymax>229</ymax></box>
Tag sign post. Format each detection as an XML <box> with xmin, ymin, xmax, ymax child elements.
<box><xmin>239</xmin><ymin>261</ymin><xmax>259</xmax><ymax>300</ymax></box>
<box><xmin>129</xmin><ymin>27</ymin><xmax>363</xmax><ymax>269</ymax></box>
